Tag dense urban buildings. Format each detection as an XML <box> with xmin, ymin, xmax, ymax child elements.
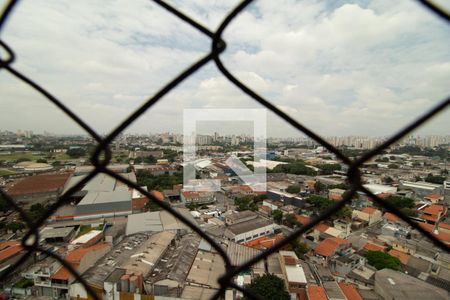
<box><xmin>0</xmin><ymin>130</ymin><xmax>449</xmax><ymax>299</ymax></box>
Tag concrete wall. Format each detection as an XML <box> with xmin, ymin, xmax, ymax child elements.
<box><xmin>233</xmin><ymin>224</ymin><xmax>276</xmax><ymax>243</ymax></box>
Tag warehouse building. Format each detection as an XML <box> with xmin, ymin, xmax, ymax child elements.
<box><xmin>224</xmin><ymin>216</ymin><xmax>276</xmax><ymax>243</ymax></box>
<box><xmin>74</xmin><ymin>190</ymin><xmax>132</xmax><ymax>220</ymax></box>
<box><xmin>374</xmin><ymin>268</ymin><xmax>448</xmax><ymax>300</ymax></box>
<box><xmin>6</xmin><ymin>172</ymin><xmax>72</xmax><ymax>204</ymax></box>
<box><xmin>51</xmin><ymin>173</ymin><xmax>134</xmax><ymax>221</ymax></box>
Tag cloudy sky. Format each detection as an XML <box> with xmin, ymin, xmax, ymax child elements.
<box><xmin>0</xmin><ymin>0</ymin><xmax>449</xmax><ymax>138</ymax></box>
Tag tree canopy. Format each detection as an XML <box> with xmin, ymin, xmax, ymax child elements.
<box><xmin>235</xmin><ymin>196</ymin><xmax>257</xmax><ymax>211</ymax></box>
<box><xmin>286</xmin><ymin>185</ymin><xmax>301</xmax><ymax>194</ymax></box>
<box><xmin>317</xmin><ymin>163</ymin><xmax>341</xmax><ymax>175</ymax></box>
<box><xmin>272</xmin><ymin>161</ymin><xmax>317</xmax><ymax>175</ymax></box>
<box><xmin>425</xmin><ymin>173</ymin><xmax>446</xmax><ymax>184</ymax></box>
<box><xmin>306</xmin><ymin>195</ymin><xmax>352</xmax><ymax>219</ymax></box>
<box><xmin>364</xmin><ymin>250</ymin><xmax>400</xmax><ymax>270</ymax></box>
<box><xmin>66</xmin><ymin>148</ymin><xmax>86</xmax><ymax>158</ymax></box>
<box><xmin>272</xmin><ymin>209</ymin><xmax>283</xmax><ymax>224</ymax></box>
<box><xmin>136</xmin><ymin>171</ymin><xmax>183</xmax><ymax>191</ymax></box>
<box><xmin>244</xmin><ymin>274</ymin><xmax>290</xmax><ymax>300</ymax></box>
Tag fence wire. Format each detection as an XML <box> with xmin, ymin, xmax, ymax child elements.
<box><xmin>0</xmin><ymin>0</ymin><xmax>449</xmax><ymax>299</ymax></box>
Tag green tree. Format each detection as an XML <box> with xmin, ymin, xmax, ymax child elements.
<box><xmin>284</xmin><ymin>214</ymin><xmax>299</xmax><ymax>228</ymax></box>
<box><xmin>425</xmin><ymin>173</ymin><xmax>446</xmax><ymax>184</ymax></box>
<box><xmin>136</xmin><ymin>171</ymin><xmax>183</xmax><ymax>191</ymax></box>
<box><xmin>286</xmin><ymin>185</ymin><xmax>301</xmax><ymax>194</ymax></box>
<box><xmin>314</xmin><ymin>181</ymin><xmax>326</xmax><ymax>194</ymax></box>
<box><xmin>145</xmin><ymin>199</ymin><xmax>162</xmax><ymax>212</ymax></box>
<box><xmin>290</xmin><ymin>239</ymin><xmax>309</xmax><ymax>259</ymax></box>
<box><xmin>317</xmin><ymin>163</ymin><xmax>341</xmax><ymax>175</ymax></box>
<box><xmin>272</xmin><ymin>161</ymin><xmax>317</xmax><ymax>176</ymax></box>
<box><xmin>383</xmin><ymin>195</ymin><xmax>415</xmax><ymax>210</ymax></box>
<box><xmin>335</xmin><ymin>205</ymin><xmax>352</xmax><ymax>219</ymax></box>
<box><xmin>235</xmin><ymin>196</ymin><xmax>257</xmax><ymax>211</ymax></box>
<box><xmin>6</xmin><ymin>221</ymin><xmax>25</xmax><ymax>232</ymax></box>
<box><xmin>272</xmin><ymin>209</ymin><xmax>283</xmax><ymax>224</ymax></box>
<box><xmin>0</xmin><ymin>194</ymin><xmax>11</xmax><ymax>212</ymax></box>
<box><xmin>253</xmin><ymin>194</ymin><xmax>267</xmax><ymax>203</ymax></box>
<box><xmin>364</xmin><ymin>250</ymin><xmax>400</xmax><ymax>270</ymax></box>
<box><xmin>388</xmin><ymin>163</ymin><xmax>399</xmax><ymax>169</ymax></box>
<box><xmin>27</xmin><ymin>203</ymin><xmax>47</xmax><ymax>220</ymax></box>
<box><xmin>383</xmin><ymin>176</ymin><xmax>394</xmax><ymax>184</ymax></box>
<box><xmin>307</xmin><ymin>195</ymin><xmax>351</xmax><ymax>219</ymax></box>
<box><xmin>16</xmin><ymin>157</ymin><xmax>31</xmax><ymax>163</ymax></box>
<box><xmin>244</xmin><ymin>274</ymin><xmax>290</xmax><ymax>300</ymax></box>
<box><xmin>66</xmin><ymin>148</ymin><xmax>86</xmax><ymax>158</ymax></box>
<box><xmin>36</xmin><ymin>158</ymin><xmax>47</xmax><ymax>163</ymax></box>
<box><xmin>306</xmin><ymin>195</ymin><xmax>331</xmax><ymax>210</ymax></box>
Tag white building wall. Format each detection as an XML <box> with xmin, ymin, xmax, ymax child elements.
<box><xmin>233</xmin><ymin>224</ymin><xmax>276</xmax><ymax>243</ymax></box>
<box><xmin>69</xmin><ymin>283</ymin><xmax>87</xmax><ymax>299</ymax></box>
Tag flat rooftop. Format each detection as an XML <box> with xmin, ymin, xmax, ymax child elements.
<box><xmin>78</xmin><ymin>190</ymin><xmax>131</xmax><ymax>205</ymax></box>
<box><xmin>122</xmin><ymin>231</ymin><xmax>176</xmax><ymax>276</ymax></box>
<box><xmin>227</xmin><ymin>217</ymin><xmax>273</xmax><ymax>235</ymax></box>
<box><xmin>186</xmin><ymin>249</ymin><xmax>225</xmax><ymax>288</ymax></box>
<box><xmin>40</xmin><ymin>226</ymin><xmax>75</xmax><ymax>239</ymax></box>
<box><xmin>375</xmin><ymin>268</ymin><xmax>449</xmax><ymax>300</ymax></box>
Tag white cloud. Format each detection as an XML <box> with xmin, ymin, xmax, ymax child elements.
<box><xmin>0</xmin><ymin>0</ymin><xmax>448</xmax><ymax>138</ymax></box>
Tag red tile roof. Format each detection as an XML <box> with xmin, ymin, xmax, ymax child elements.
<box><xmin>181</xmin><ymin>191</ymin><xmax>199</xmax><ymax>198</ymax></box>
<box><xmin>364</xmin><ymin>242</ymin><xmax>385</xmax><ymax>252</ymax></box>
<box><xmin>424</xmin><ymin>193</ymin><xmax>443</xmax><ymax>201</ymax></box>
<box><xmin>388</xmin><ymin>249</ymin><xmax>410</xmax><ymax>265</ymax></box>
<box><xmin>307</xmin><ymin>285</ymin><xmax>327</xmax><ymax>300</ymax></box>
<box><xmin>51</xmin><ymin>266</ymin><xmax>71</xmax><ymax>281</ymax></box>
<box><xmin>244</xmin><ymin>235</ymin><xmax>285</xmax><ymax>249</ymax></box>
<box><xmin>0</xmin><ymin>241</ymin><xmax>23</xmax><ymax>262</ymax></box>
<box><xmin>438</xmin><ymin>223</ymin><xmax>450</xmax><ymax>230</ymax></box>
<box><xmin>150</xmin><ymin>190</ymin><xmax>164</xmax><ymax>201</ymax></box>
<box><xmin>296</xmin><ymin>288</ymin><xmax>308</xmax><ymax>300</ymax></box>
<box><xmin>383</xmin><ymin>212</ymin><xmax>400</xmax><ymax>222</ymax></box>
<box><xmin>361</xmin><ymin>207</ymin><xmax>379</xmax><ymax>215</ymax></box>
<box><xmin>7</xmin><ymin>172</ymin><xmax>72</xmax><ymax>196</ymax></box>
<box><xmin>422</xmin><ymin>204</ymin><xmax>446</xmax><ymax>216</ymax></box>
<box><xmin>283</xmin><ymin>256</ymin><xmax>297</xmax><ymax>265</ymax></box>
<box><xmin>418</xmin><ymin>222</ymin><xmax>450</xmax><ymax>244</ymax></box>
<box><xmin>421</xmin><ymin>214</ymin><xmax>438</xmax><ymax>222</ymax></box>
<box><xmin>259</xmin><ymin>205</ymin><xmax>272</xmax><ymax>213</ymax></box>
<box><xmin>295</xmin><ymin>215</ymin><xmax>311</xmax><ymax>226</ymax></box>
<box><xmin>51</xmin><ymin>243</ymin><xmax>110</xmax><ymax>281</ymax></box>
<box><xmin>314</xmin><ymin>237</ymin><xmax>349</xmax><ymax>257</ymax></box>
<box><xmin>338</xmin><ymin>283</ymin><xmax>363</xmax><ymax>300</ymax></box>
<box><xmin>314</xmin><ymin>223</ymin><xmax>329</xmax><ymax>233</ymax></box>
<box><xmin>329</xmin><ymin>194</ymin><xmax>343</xmax><ymax>201</ymax></box>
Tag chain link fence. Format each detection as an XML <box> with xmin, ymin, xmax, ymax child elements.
<box><xmin>0</xmin><ymin>0</ymin><xmax>449</xmax><ymax>299</ymax></box>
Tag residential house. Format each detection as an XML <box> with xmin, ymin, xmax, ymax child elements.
<box><xmin>180</xmin><ymin>191</ymin><xmax>216</xmax><ymax>204</ymax></box>
<box><xmin>278</xmin><ymin>251</ymin><xmax>307</xmax><ymax>294</ymax></box>
<box><xmin>352</xmin><ymin>207</ymin><xmax>382</xmax><ymax>226</ymax></box>
<box><xmin>419</xmin><ymin>204</ymin><xmax>447</xmax><ymax>225</ymax></box>
<box><xmin>424</xmin><ymin>193</ymin><xmax>444</xmax><ymax>203</ymax></box>
<box><xmin>328</xmin><ymin>189</ymin><xmax>345</xmax><ymax>202</ymax></box>
<box><xmin>313</xmin><ymin>237</ymin><xmax>351</xmax><ymax>264</ymax></box>
<box><xmin>330</xmin><ymin>253</ymin><xmax>365</xmax><ymax>276</ymax></box>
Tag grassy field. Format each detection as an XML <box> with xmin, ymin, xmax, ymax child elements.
<box><xmin>0</xmin><ymin>169</ymin><xmax>16</xmax><ymax>177</ymax></box>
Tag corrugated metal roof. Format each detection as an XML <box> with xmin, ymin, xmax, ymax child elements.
<box><xmin>78</xmin><ymin>190</ymin><xmax>131</xmax><ymax>205</ymax></box>
<box><xmin>82</xmin><ymin>173</ymin><xmax>116</xmax><ymax>192</ymax></box>
<box><xmin>126</xmin><ymin>211</ymin><xmax>163</xmax><ymax>235</ymax></box>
